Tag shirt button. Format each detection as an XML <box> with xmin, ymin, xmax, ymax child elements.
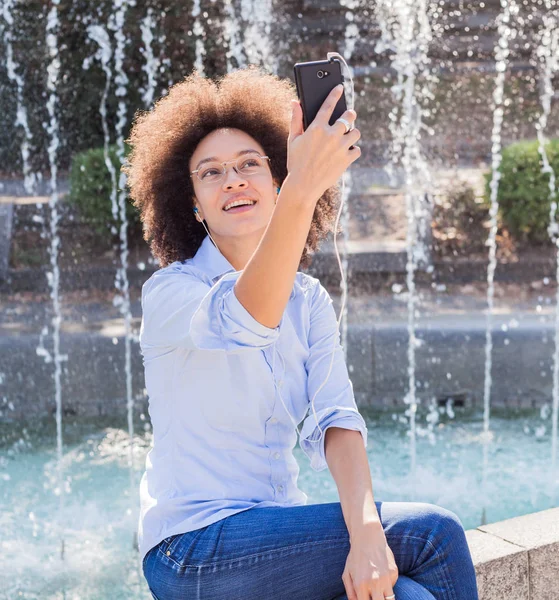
<box><xmin>278</xmin><ymin>380</ymin><xmax>284</xmax><ymax>389</ymax></box>
<box><xmin>270</xmin><ymin>417</ymin><xmax>278</xmax><ymax>424</ymax></box>
<box><xmin>277</xmin><ymin>484</ymin><xmax>284</xmax><ymax>492</ymax></box>
<box><xmin>274</xmin><ymin>452</ymin><xmax>280</xmax><ymax>460</ymax></box>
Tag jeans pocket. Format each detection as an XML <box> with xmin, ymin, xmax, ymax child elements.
<box><xmin>163</xmin><ymin>527</ymin><xmax>208</xmax><ymax>568</ymax></box>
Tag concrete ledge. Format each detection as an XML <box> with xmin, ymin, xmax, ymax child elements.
<box><xmin>465</xmin><ymin>506</ymin><xmax>559</xmax><ymax>599</ymax></box>
<box><xmin>1</xmin><ymin>315</ymin><xmax>557</xmax><ymax>420</ymax></box>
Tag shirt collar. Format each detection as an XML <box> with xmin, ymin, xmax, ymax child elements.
<box><xmin>189</xmin><ymin>233</ymin><xmax>298</xmax><ymax>300</ymax></box>
<box><xmin>190</xmin><ymin>234</ymin><xmax>236</xmax><ymax>284</ymax></box>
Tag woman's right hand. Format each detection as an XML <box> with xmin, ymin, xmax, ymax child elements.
<box><xmin>286</xmin><ymin>84</ymin><xmax>361</xmax><ymax>202</ymax></box>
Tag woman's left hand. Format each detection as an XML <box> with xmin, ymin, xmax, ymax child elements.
<box><xmin>342</xmin><ymin>522</ymin><xmax>399</xmax><ymax>600</ymax></box>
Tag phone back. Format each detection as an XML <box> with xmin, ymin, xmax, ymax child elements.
<box><xmin>293</xmin><ymin>58</ymin><xmax>347</xmax><ymax>130</ymax></box>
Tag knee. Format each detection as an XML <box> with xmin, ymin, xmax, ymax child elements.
<box><xmin>416</xmin><ymin>502</ymin><xmax>465</xmax><ymax>538</ymax></box>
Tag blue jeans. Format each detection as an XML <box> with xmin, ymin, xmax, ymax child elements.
<box><xmin>142</xmin><ymin>501</ymin><xmax>479</xmax><ymax>600</ymax></box>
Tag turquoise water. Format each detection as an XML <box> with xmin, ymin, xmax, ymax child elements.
<box><xmin>1</xmin><ymin>406</ymin><xmax>557</xmax><ymax>599</ymax></box>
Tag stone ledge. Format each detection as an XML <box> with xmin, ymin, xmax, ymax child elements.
<box><xmin>465</xmin><ymin>506</ymin><xmax>559</xmax><ymax>599</ymax></box>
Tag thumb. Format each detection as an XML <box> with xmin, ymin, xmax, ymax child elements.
<box><xmin>288</xmin><ymin>99</ymin><xmax>303</xmax><ymax>142</ymax></box>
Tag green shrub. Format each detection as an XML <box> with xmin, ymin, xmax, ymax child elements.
<box><xmin>67</xmin><ymin>144</ymin><xmax>142</xmax><ymax>237</ymax></box>
<box><xmin>432</xmin><ymin>180</ymin><xmax>491</xmax><ymax>256</ymax></box>
<box><xmin>483</xmin><ymin>138</ymin><xmax>559</xmax><ymax>245</ymax></box>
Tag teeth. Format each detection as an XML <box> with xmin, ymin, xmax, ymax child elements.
<box><xmin>224</xmin><ymin>200</ymin><xmax>256</xmax><ymax>211</ymax></box>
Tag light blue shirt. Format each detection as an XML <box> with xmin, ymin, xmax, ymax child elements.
<box><xmin>138</xmin><ymin>234</ymin><xmax>368</xmax><ymax>562</ymax></box>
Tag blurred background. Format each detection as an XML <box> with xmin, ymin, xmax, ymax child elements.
<box><xmin>1</xmin><ymin>1</ymin><xmax>558</xmax><ymax>598</ymax></box>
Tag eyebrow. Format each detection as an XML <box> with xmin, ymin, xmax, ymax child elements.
<box><xmin>194</xmin><ymin>149</ymin><xmax>261</xmax><ymax>171</ymax></box>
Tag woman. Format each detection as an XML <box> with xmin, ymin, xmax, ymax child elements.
<box><xmin>124</xmin><ymin>65</ymin><xmax>479</xmax><ymax>600</ymax></box>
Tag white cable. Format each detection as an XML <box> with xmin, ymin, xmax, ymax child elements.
<box><xmin>300</xmin><ymin>52</ymin><xmax>354</xmax><ymax>448</ymax></box>
<box><xmin>200</xmin><ymin>52</ymin><xmax>354</xmax><ymax>452</ymax></box>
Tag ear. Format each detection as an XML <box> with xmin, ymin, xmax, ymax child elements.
<box><xmin>193</xmin><ymin>200</ymin><xmax>202</xmax><ymax>221</ymax></box>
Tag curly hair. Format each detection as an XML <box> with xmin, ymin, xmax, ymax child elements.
<box><xmin>123</xmin><ymin>64</ymin><xmax>343</xmax><ymax>269</ymax></box>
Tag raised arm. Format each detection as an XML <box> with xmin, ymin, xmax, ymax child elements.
<box><xmin>141</xmin><ymin>85</ymin><xmax>361</xmax><ymax>354</ymax></box>
<box><xmin>233</xmin><ymin>84</ymin><xmax>361</xmax><ymax>329</ymax></box>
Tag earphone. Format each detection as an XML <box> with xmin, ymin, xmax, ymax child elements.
<box><xmin>193</xmin><ymin>53</ymin><xmax>354</xmax><ymax>454</ymax></box>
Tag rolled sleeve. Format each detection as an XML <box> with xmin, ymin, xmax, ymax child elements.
<box><xmin>140</xmin><ymin>265</ymin><xmax>282</xmax><ymax>352</ymax></box>
<box><xmin>300</xmin><ymin>406</ymin><xmax>368</xmax><ymax>472</ymax></box>
<box><xmin>299</xmin><ymin>280</ymin><xmax>368</xmax><ymax>472</ymax></box>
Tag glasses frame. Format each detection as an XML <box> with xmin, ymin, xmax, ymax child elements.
<box><xmin>190</xmin><ymin>153</ymin><xmax>271</xmax><ymax>184</ymax></box>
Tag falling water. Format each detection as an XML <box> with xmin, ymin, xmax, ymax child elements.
<box><xmin>191</xmin><ymin>0</ymin><xmax>207</xmax><ymax>76</ymax></box>
<box><xmin>338</xmin><ymin>0</ymin><xmax>360</xmax><ymax>360</ymax></box>
<box><xmin>481</xmin><ymin>0</ymin><xmax>519</xmax><ymax>526</ymax></box>
<box><xmin>222</xmin><ymin>0</ymin><xmax>243</xmax><ymax>71</ymax></box>
<box><xmin>44</xmin><ymin>0</ymin><xmax>67</xmax><ymax>562</ymax></box>
<box><xmin>535</xmin><ymin>4</ymin><xmax>559</xmax><ymax>504</ymax></box>
<box><xmin>338</xmin><ymin>174</ymin><xmax>353</xmax><ymax>359</ymax></box>
<box><xmin>374</xmin><ymin>0</ymin><xmax>436</xmax><ymax>485</ymax></box>
<box><xmin>239</xmin><ymin>0</ymin><xmax>275</xmax><ymax>69</ymax></box>
<box><xmin>140</xmin><ymin>7</ymin><xmax>160</xmax><ymax>108</ymax></box>
<box><xmin>108</xmin><ymin>0</ymin><xmax>136</xmax><ymax>549</ymax></box>
<box><xmin>83</xmin><ymin>25</ymin><xmax>118</xmax><ymax>220</ymax></box>
<box><xmin>2</xmin><ymin>0</ymin><xmax>37</xmax><ymax>195</ymax></box>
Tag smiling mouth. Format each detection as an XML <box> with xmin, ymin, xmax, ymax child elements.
<box><xmin>223</xmin><ymin>201</ymin><xmax>257</xmax><ymax>213</ymax></box>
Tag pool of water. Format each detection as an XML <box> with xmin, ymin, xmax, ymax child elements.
<box><xmin>1</xmin><ymin>405</ymin><xmax>557</xmax><ymax>599</ymax></box>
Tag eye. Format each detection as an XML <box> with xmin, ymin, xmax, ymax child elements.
<box><xmin>200</xmin><ymin>168</ymin><xmax>220</xmax><ymax>178</ymax></box>
<box><xmin>239</xmin><ymin>157</ymin><xmax>264</xmax><ymax>171</ymax></box>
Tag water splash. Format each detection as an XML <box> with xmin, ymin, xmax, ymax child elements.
<box><xmin>481</xmin><ymin>0</ymin><xmax>519</xmax><ymax>526</ymax></box>
<box><xmin>375</xmin><ymin>0</ymin><xmax>437</xmax><ymax>486</ymax></box>
<box><xmin>1</xmin><ymin>0</ymin><xmax>37</xmax><ymax>195</ymax></box>
<box><xmin>44</xmin><ymin>0</ymin><xmax>67</xmax><ymax>563</ymax></box>
<box><xmin>108</xmin><ymin>0</ymin><xmax>136</xmax><ymax>550</ymax></box>
<box><xmin>535</xmin><ymin>2</ymin><xmax>559</xmax><ymax>503</ymax></box>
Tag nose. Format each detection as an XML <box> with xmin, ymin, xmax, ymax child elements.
<box><xmin>221</xmin><ymin>165</ymin><xmax>249</xmax><ymax>191</ymax></box>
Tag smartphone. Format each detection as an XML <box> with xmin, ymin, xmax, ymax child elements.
<box><xmin>293</xmin><ymin>57</ymin><xmax>354</xmax><ymax>148</ymax></box>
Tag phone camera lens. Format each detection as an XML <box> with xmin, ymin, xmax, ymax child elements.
<box><xmin>317</xmin><ymin>70</ymin><xmax>324</xmax><ymax>79</ymax></box>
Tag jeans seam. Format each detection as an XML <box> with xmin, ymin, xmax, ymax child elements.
<box><xmin>424</xmin><ymin>537</ymin><xmax>458</xmax><ymax>600</ymax></box>
<box><xmin>394</xmin><ymin>534</ymin><xmax>457</xmax><ymax>600</ymax></box>
<box><xmin>158</xmin><ymin>536</ymin><xmax>349</xmax><ymax>570</ymax></box>
<box><xmin>148</xmin><ymin>586</ymin><xmax>162</xmax><ymax>600</ymax></box>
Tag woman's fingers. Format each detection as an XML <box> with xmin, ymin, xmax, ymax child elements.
<box><xmin>313</xmin><ymin>84</ymin><xmax>345</xmax><ymax>127</ymax></box>
<box><xmin>342</xmin><ymin>568</ymin><xmax>358</xmax><ymax>600</ymax></box>
<box><xmin>286</xmin><ymin>86</ymin><xmax>361</xmax><ymax>200</ymax></box>
<box><xmin>345</xmin><ymin>125</ymin><xmax>361</xmax><ymax>145</ymax></box>
<box><xmin>332</xmin><ymin>108</ymin><xmax>358</xmax><ymax>134</ymax></box>
<box><xmin>288</xmin><ymin>99</ymin><xmax>304</xmax><ymax>143</ymax></box>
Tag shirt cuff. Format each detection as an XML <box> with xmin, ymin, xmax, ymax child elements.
<box><xmin>227</xmin><ymin>275</ymin><xmax>284</xmax><ymax>341</ymax></box>
<box><xmin>299</xmin><ymin>406</ymin><xmax>368</xmax><ymax>472</ymax></box>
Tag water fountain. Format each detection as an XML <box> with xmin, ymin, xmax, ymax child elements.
<box><xmin>1</xmin><ymin>1</ymin><xmax>558</xmax><ymax>597</ymax></box>
<box><xmin>536</xmin><ymin>1</ymin><xmax>559</xmax><ymax>499</ymax></box>
<box><xmin>375</xmin><ymin>0</ymin><xmax>437</xmax><ymax>492</ymax></box>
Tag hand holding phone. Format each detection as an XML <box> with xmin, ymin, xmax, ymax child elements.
<box><xmin>286</xmin><ymin>84</ymin><xmax>361</xmax><ymax>202</ymax></box>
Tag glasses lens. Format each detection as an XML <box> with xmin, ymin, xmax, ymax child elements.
<box><xmin>237</xmin><ymin>155</ymin><xmax>265</xmax><ymax>175</ymax></box>
<box><xmin>197</xmin><ymin>155</ymin><xmax>266</xmax><ymax>183</ymax></box>
<box><xmin>198</xmin><ymin>163</ymin><xmax>224</xmax><ymax>183</ymax></box>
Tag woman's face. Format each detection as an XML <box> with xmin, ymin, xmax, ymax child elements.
<box><xmin>189</xmin><ymin>128</ymin><xmax>279</xmax><ymax>239</ymax></box>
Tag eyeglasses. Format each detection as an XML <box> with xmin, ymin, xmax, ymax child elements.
<box><xmin>190</xmin><ymin>153</ymin><xmax>271</xmax><ymax>184</ymax></box>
